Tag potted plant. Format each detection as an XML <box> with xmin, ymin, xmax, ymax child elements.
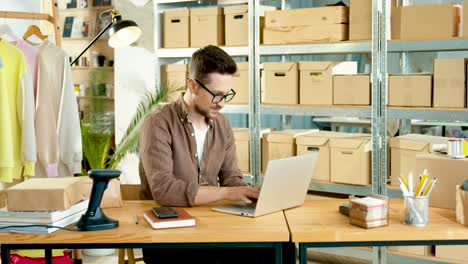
<box><xmin>88</xmin><ymin>68</ymin><xmax>109</xmax><ymax>97</ymax></box>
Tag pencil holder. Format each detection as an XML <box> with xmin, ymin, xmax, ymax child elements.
<box><xmin>455</xmin><ymin>185</ymin><xmax>468</xmax><ymax>226</ymax></box>
<box><xmin>404</xmin><ymin>196</ymin><xmax>429</xmax><ymax>226</ymax></box>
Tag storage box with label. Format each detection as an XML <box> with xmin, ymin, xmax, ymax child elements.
<box><xmin>333</xmin><ymin>74</ymin><xmax>371</xmax><ymax>106</ymax></box>
<box><xmin>190</xmin><ymin>7</ymin><xmax>224</xmax><ymax>47</ymax></box>
<box><xmin>161</xmin><ymin>64</ymin><xmax>188</xmax><ymax>102</ymax></box>
<box><xmin>263</xmin><ymin>6</ymin><xmax>348</xmax><ymax>44</ymax></box>
<box><xmin>433</xmin><ymin>58</ymin><xmax>466</xmax><ymax>108</ymax></box>
<box><xmin>329</xmin><ymin>135</ymin><xmax>371</xmax><ymax>185</ymax></box>
<box><xmin>262</xmin><ymin>62</ymin><xmax>298</xmax><ymax>105</ymax></box>
<box><xmin>163</xmin><ymin>9</ymin><xmax>190</xmax><ymax>48</ymax></box>
<box><xmin>389</xmin><ymin>134</ymin><xmax>448</xmax><ymax>186</ymax></box>
<box><xmin>388</xmin><ymin>74</ymin><xmax>432</xmax><ymax>107</ymax></box>
<box><xmin>391</xmin><ymin>4</ymin><xmax>459</xmax><ymax>40</ymax></box>
<box><xmin>224</xmin><ymin>5</ymin><xmax>276</xmax><ymax>46</ymax></box>
<box><xmin>230</xmin><ymin>62</ymin><xmax>249</xmax><ymax>104</ymax></box>
<box><xmin>6</xmin><ymin>178</ymin><xmax>85</xmax><ymax>211</ymax></box>
<box><xmin>233</xmin><ymin>128</ymin><xmax>250</xmax><ymax>173</ymax></box>
<box><xmin>415</xmin><ymin>153</ymin><xmax>468</xmax><ymax>210</ymax></box>
<box><xmin>262</xmin><ymin>129</ymin><xmax>317</xmax><ymax>174</ymax></box>
<box><xmin>296</xmin><ymin>131</ymin><xmax>365</xmax><ymax>182</ymax></box>
<box><xmin>349</xmin><ymin>0</ymin><xmax>372</xmax><ymax>40</ymax></box>
<box><xmin>299</xmin><ymin>61</ymin><xmax>357</xmax><ymax>105</ymax></box>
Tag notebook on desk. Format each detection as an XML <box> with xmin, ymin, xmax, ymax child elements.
<box><xmin>212</xmin><ymin>154</ymin><xmax>318</xmax><ymax>217</ymax></box>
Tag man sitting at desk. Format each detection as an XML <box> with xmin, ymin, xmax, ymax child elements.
<box><xmin>139</xmin><ymin>45</ymin><xmax>268</xmax><ymax>263</ymax></box>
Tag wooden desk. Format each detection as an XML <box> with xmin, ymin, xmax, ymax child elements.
<box><xmin>285</xmin><ymin>199</ymin><xmax>468</xmax><ymax>264</ymax></box>
<box><xmin>0</xmin><ymin>201</ymin><xmax>291</xmax><ymax>264</ymax></box>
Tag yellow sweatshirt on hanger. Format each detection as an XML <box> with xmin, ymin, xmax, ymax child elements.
<box><xmin>0</xmin><ymin>40</ymin><xmax>36</xmax><ymax>182</ymax></box>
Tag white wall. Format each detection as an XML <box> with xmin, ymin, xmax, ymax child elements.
<box><xmin>0</xmin><ymin>0</ymin><xmax>41</xmax><ymax>40</ymax></box>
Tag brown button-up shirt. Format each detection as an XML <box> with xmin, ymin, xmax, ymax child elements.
<box><xmin>139</xmin><ymin>95</ymin><xmax>245</xmax><ymax>206</ymax></box>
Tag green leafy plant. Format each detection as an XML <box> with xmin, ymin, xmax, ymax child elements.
<box><xmin>88</xmin><ymin>68</ymin><xmax>110</xmax><ymax>96</ymax></box>
<box><xmin>80</xmin><ymin>121</ymin><xmax>113</xmax><ymax>174</ymax></box>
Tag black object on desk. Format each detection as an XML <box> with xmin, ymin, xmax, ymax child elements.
<box><xmin>75</xmin><ymin>169</ymin><xmax>121</xmax><ymax>231</ymax></box>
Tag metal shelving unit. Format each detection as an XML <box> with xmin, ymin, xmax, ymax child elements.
<box><xmin>259</xmin><ymin>41</ymin><xmax>371</xmax><ymax>55</ymax></box>
<box><xmin>260</xmin><ymin>105</ymin><xmax>372</xmax><ymax>117</ymax></box>
<box><xmin>388</xmin><ymin>38</ymin><xmax>468</xmax><ymax>52</ymax></box>
<box><xmin>157</xmin><ymin>46</ymin><xmax>250</xmax><ymax>58</ymax></box>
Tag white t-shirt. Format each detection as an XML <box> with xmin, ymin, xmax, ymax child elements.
<box><xmin>193</xmin><ymin>126</ymin><xmax>209</xmax><ymax>165</ymax></box>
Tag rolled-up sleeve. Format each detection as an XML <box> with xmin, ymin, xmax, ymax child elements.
<box><xmin>139</xmin><ymin>114</ymin><xmax>199</xmax><ymax>206</ymax></box>
<box><xmin>218</xmin><ymin>120</ymin><xmax>246</xmax><ymax>187</ymax></box>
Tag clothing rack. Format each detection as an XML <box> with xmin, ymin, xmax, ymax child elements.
<box><xmin>0</xmin><ymin>0</ymin><xmax>61</xmax><ymax>46</ymax></box>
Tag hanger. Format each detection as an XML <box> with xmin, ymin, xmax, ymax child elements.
<box><xmin>23</xmin><ymin>24</ymin><xmax>47</xmax><ymax>41</ymax></box>
<box><xmin>0</xmin><ymin>24</ymin><xmax>19</xmax><ymax>41</ymax></box>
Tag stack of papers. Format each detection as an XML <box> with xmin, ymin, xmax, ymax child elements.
<box><xmin>349</xmin><ymin>196</ymin><xmax>388</xmax><ymax>228</ymax></box>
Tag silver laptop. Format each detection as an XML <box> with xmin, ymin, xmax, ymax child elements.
<box><xmin>212</xmin><ymin>153</ymin><xmax>318</xmax><ymax>217</ymax></box>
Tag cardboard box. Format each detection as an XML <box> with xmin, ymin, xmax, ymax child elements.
<box><xmin>330</xmin><ymin>135</ymin><xmax>371</xmax><ymax>185</ymax></box>
<box><xmin>80</xmin><ymin>178</ymin><xmax>123</xmax><ymax>209</ymax></box>
<box><xmin>299</xmin><ymin>61</ymin><xmax>357</xmax><ymax>105</ymax></box>
<box><xmin>436</xmin><ymin>245</ymin><xmax>468</xmax><ymax>262</ymax></box>
<box><xmin>296</xmin><ymin>131</ymin><xmax>365</xmax><ymax>182</ymax></box>
<box><xmin>230</xmin><ymin>62</ymin><xmax>248</xmax><ymax>104</ymax></box>
<box><xmin>263</xmin><ymin>24</ymin><xmax>348</xmax><ymax>45</ymax></box>
<box><xmin>262</xmin><ymin>62</ymin><xmax>298</xmax><ymax>105</ymax></box>
<box><xmin>262</xmin><ymin>129</ymin><xmax>317</xmax><ymax>174</ymax></box>
<box><xmin>161</xmin><ymin>64</ymin><xmax>188</xmax><ymax>102</ymax></box>
<box><xmin>388</xmin><ymin>74</ymin><xmax>432</xmax><ymax>107</ymax></box>
<box><xmin>388</xmin><ymin>246</ymin><xmax>432</xmax><ymax>256</ymax></box>
<box><xmin>433</xmin><ymin>58</ymin><xmax>466</xmax><ymax>108</ymax></box>
<box><xmin>416</xmin><ymin>154</ymin><xmax>468</xmax><ymax>210</ymax></box>
<box><xmin>263</xmin><ymin>6</ymin><xmax>348</xmax><ymax>44</ymax></box>
<box><xmin>233</xmin><ymin>128</ymin><xmax>249</xmax><ymax>173</ymax></box>
<box><xmin>163</xmin><ymin>9</ymin><xmax>190</xmax><ymax>48</ymax></box>
<box><xmin>463</xmin><ymin>2</ymin><xmax>468</xmax><ymax>37</ymax></box>
<box><xmin>333</xmin><ymin>74</ymin><xmax>371</xmax><ymax>106</ymax></box>
<box><xmin>190</xmin><ymin>7</ymin><xmax>224</xmax><ymax>47</ymax></box>
<box><xmin>349</xmin><ymin>0</ymin><xmax>372</xmax><ymax>40</ymax></box>
<box><xmin>224</xmin><ymin>5</ymin><xmax>276</xmax><ymax>46</ymax></box>
<box><xmin>391</xmin><ymin>4</ymin><xmax>459</xmax><ymax>40</ymax></box>
<box><xmin>6</xmin><ymin>178</ymin><xmax>84</xmax><ymax>211</ymax></box>
<box><xmin>389</xmin><ymin>134</ymin><xmax>447</xmax><ymax>186</ymax></box>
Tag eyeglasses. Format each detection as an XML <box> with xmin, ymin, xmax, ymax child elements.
<box><xmin>194</xmin><ymin>79</ymin><xmax>236</xmax><ymax>103</ymax></box>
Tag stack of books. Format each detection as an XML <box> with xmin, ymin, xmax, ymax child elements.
<box><xmin>349</xmin><ymin>195</ymin><xmax>388</xmax><ymax>228</ymax></box>
<box><xmin>143</xmin><ymin>208</ymin><xmax>196</xmax><ymax>230</ymax></box>
<box><xmin>0</xmin><ymin>200</ymin><xmax>88</xmax><ymax>234</ymax></box>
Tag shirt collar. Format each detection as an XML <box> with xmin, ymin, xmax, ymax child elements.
<box><xmin>175</xmin><ymin>93</ymin><xmax>215</xmax><ymax>127</ymax></box>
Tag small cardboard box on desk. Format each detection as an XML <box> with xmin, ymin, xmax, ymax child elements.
<box><xmin>389</xmin><ymin>134</ymin><xmax>448</xmax><ymax>186</ymax></box>
<box><xmin>349</xmin><ymin>195</ymin><xmax>388</xmax><ymax>228</ymax></box>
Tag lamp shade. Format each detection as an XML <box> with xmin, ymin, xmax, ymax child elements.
<box><xmin>108</xmin><ymin>20</ymin><xmax>142</xmax><ymax>48</ymax></box>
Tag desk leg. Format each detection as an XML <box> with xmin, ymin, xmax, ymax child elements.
<box><xmin>299</xmin><ymin>244</ymin><xmax>307</xmax><ymax>264</ymax></box>
<box><xmin>1</xmin><ymin>244</ymin><xmax>10</xmax><ymax>264</ymax></box>
<box><xmin>45</xmin><ymin>248</ymin><xmax>52</xmax><ymax>264</ymax></box>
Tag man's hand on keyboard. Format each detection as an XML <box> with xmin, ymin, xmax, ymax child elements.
<box><xmin>222</xmin><ymin>186</ymin><xmax>260</xmax><ymax>204</ymax></box>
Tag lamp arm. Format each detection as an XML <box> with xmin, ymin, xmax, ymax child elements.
<box><xmin>69</xmin><ymin>20</ymin><xmax>114</xmax><ymax>66</ymax></box>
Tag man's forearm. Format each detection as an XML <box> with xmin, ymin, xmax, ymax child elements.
<box><xmin>193</xmin><ymin>186</ymin><xmax>226</xmax><ymax>205</ymax></box>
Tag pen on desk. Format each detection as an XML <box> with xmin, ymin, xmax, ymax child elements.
<box><xmin>415</xmin><ymin>174</ymin><xmax>429</xmax><ymax>197</ymax></box>
<box><xmin>134</xmin><ymin>214</ymin><xmax>139</xmax><ymax>225</ymax></box>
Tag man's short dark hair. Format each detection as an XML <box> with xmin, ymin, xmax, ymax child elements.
<box><xmin>189</xmin><ymin>45</ymin><xmax>237</xmax><ymax>84</ymax></box>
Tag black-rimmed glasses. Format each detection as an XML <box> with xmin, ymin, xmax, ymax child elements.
<box><xmin>194</xmin><ymin>79</ymin><xmax>236</xmax><ymax>103</ymax></box>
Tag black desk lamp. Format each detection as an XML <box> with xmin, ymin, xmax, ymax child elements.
<box><xmin>70</xmin><ymin>9</ymin><xmax>141</xmax><ymax>66</ymax></box>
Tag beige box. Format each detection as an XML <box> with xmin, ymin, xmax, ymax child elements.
<box><xmin>388</xmin><ymin>74</ymin><xmax>432</xmax><ymax>107</ymax></box>
<box><xmin>233</xmin><ymin>128</ymin><xmax>250</xmax><ymax>173</ymax></box>
<box><xmin>299</xmin><ymin>61</ymin><xmax>357</xmax><ymax>105</ymax></box>
<box><xmin>391</xmin><ymin>4</ymin><xmax>459</xmax><ymax>40</ymax></box>
<box><xmin>263</xmin><ymin>6</ymin><xmax>348</xmax><ymax>44</ymax></box>
<box><xmin>263</xmin><ymin>24</ymin><xmax>348</xmax><ymax>45</ymax></box>
<box><xmin>6</xmin><ymin>178</ymin><xmax>84</xmax><ymax>211</ymax></box>
<box><xmin>296</xmin><ymin>131</ymin><xmax>365</xmax><ymax>182</ymax></box>
<box><xmin>230</xmin><ymin>62</ymin><xmax>249</xmax><ymax>104</ymax></box>
<box><xmin>330</xmin><ymin>136</ymin><xmax>371</xmax><ymax>185</ymax></box>
<box><xmin>190</xmin><ymin>7</ymin><xmax>224</xmax><ymax>47</ymax></box>
<box><xmin>224</xmin><ymin>5</ymin><xmax>276</xmax><ymax>46</ymax></box>
<box><xmin>388</xmin><ymin>246</ymin><xmax>432</xmax><ymax>256</ymax></box>
<box><xmin>349</xmin><ymin>0</ymin><xmax>372</xmax><ymax>40</ymax></box>
<box><xmin>416</xmin><ymin>153</ymin><xmax>468</xmax><ymax>210</ymax></box>
<box><xmin>333</xmin><ymin>74</ymin><xmax>371</xmax><ymax>106</ymax></box>
<box><xmin>433</xmin><ymin>58</ymin><xmax>466</xmax><ymax>108</ymax></box>
<box><xmin>389</xmin><ymin>134</ymin><xmax>447</xmax><ymax>186</ymax></box>
<box><xmin>80</xmin><ymin>178</ymin><xmax>123</xmax><ymax>209</ymax></box>
<box><xmin>436</xmin><ymin>245</ymin><xmax>468</xmax><ymax>262</ymax></box>
<box><xmin>463</xmin><ymin>2</ymin><xmax>468</xmax><ymax>37</ymax></box>
<box><xmin>163</xmin><ymin>9</ymin><xmax>190</xmax><ymax>48</ymax></box>
<box><xmin>262</xmin><ymin>62</ymin><xmax>298</xmax><ymax>105</ymax></box>
<box><xmin>262</xmin><ymin>129</ymin><xmax>317</xmax><ymax>174</ymax></box>
<box><xmin>161</xmin><ymin>64</ymin><xmax>188</xmax><ymax>102</ymax></box>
